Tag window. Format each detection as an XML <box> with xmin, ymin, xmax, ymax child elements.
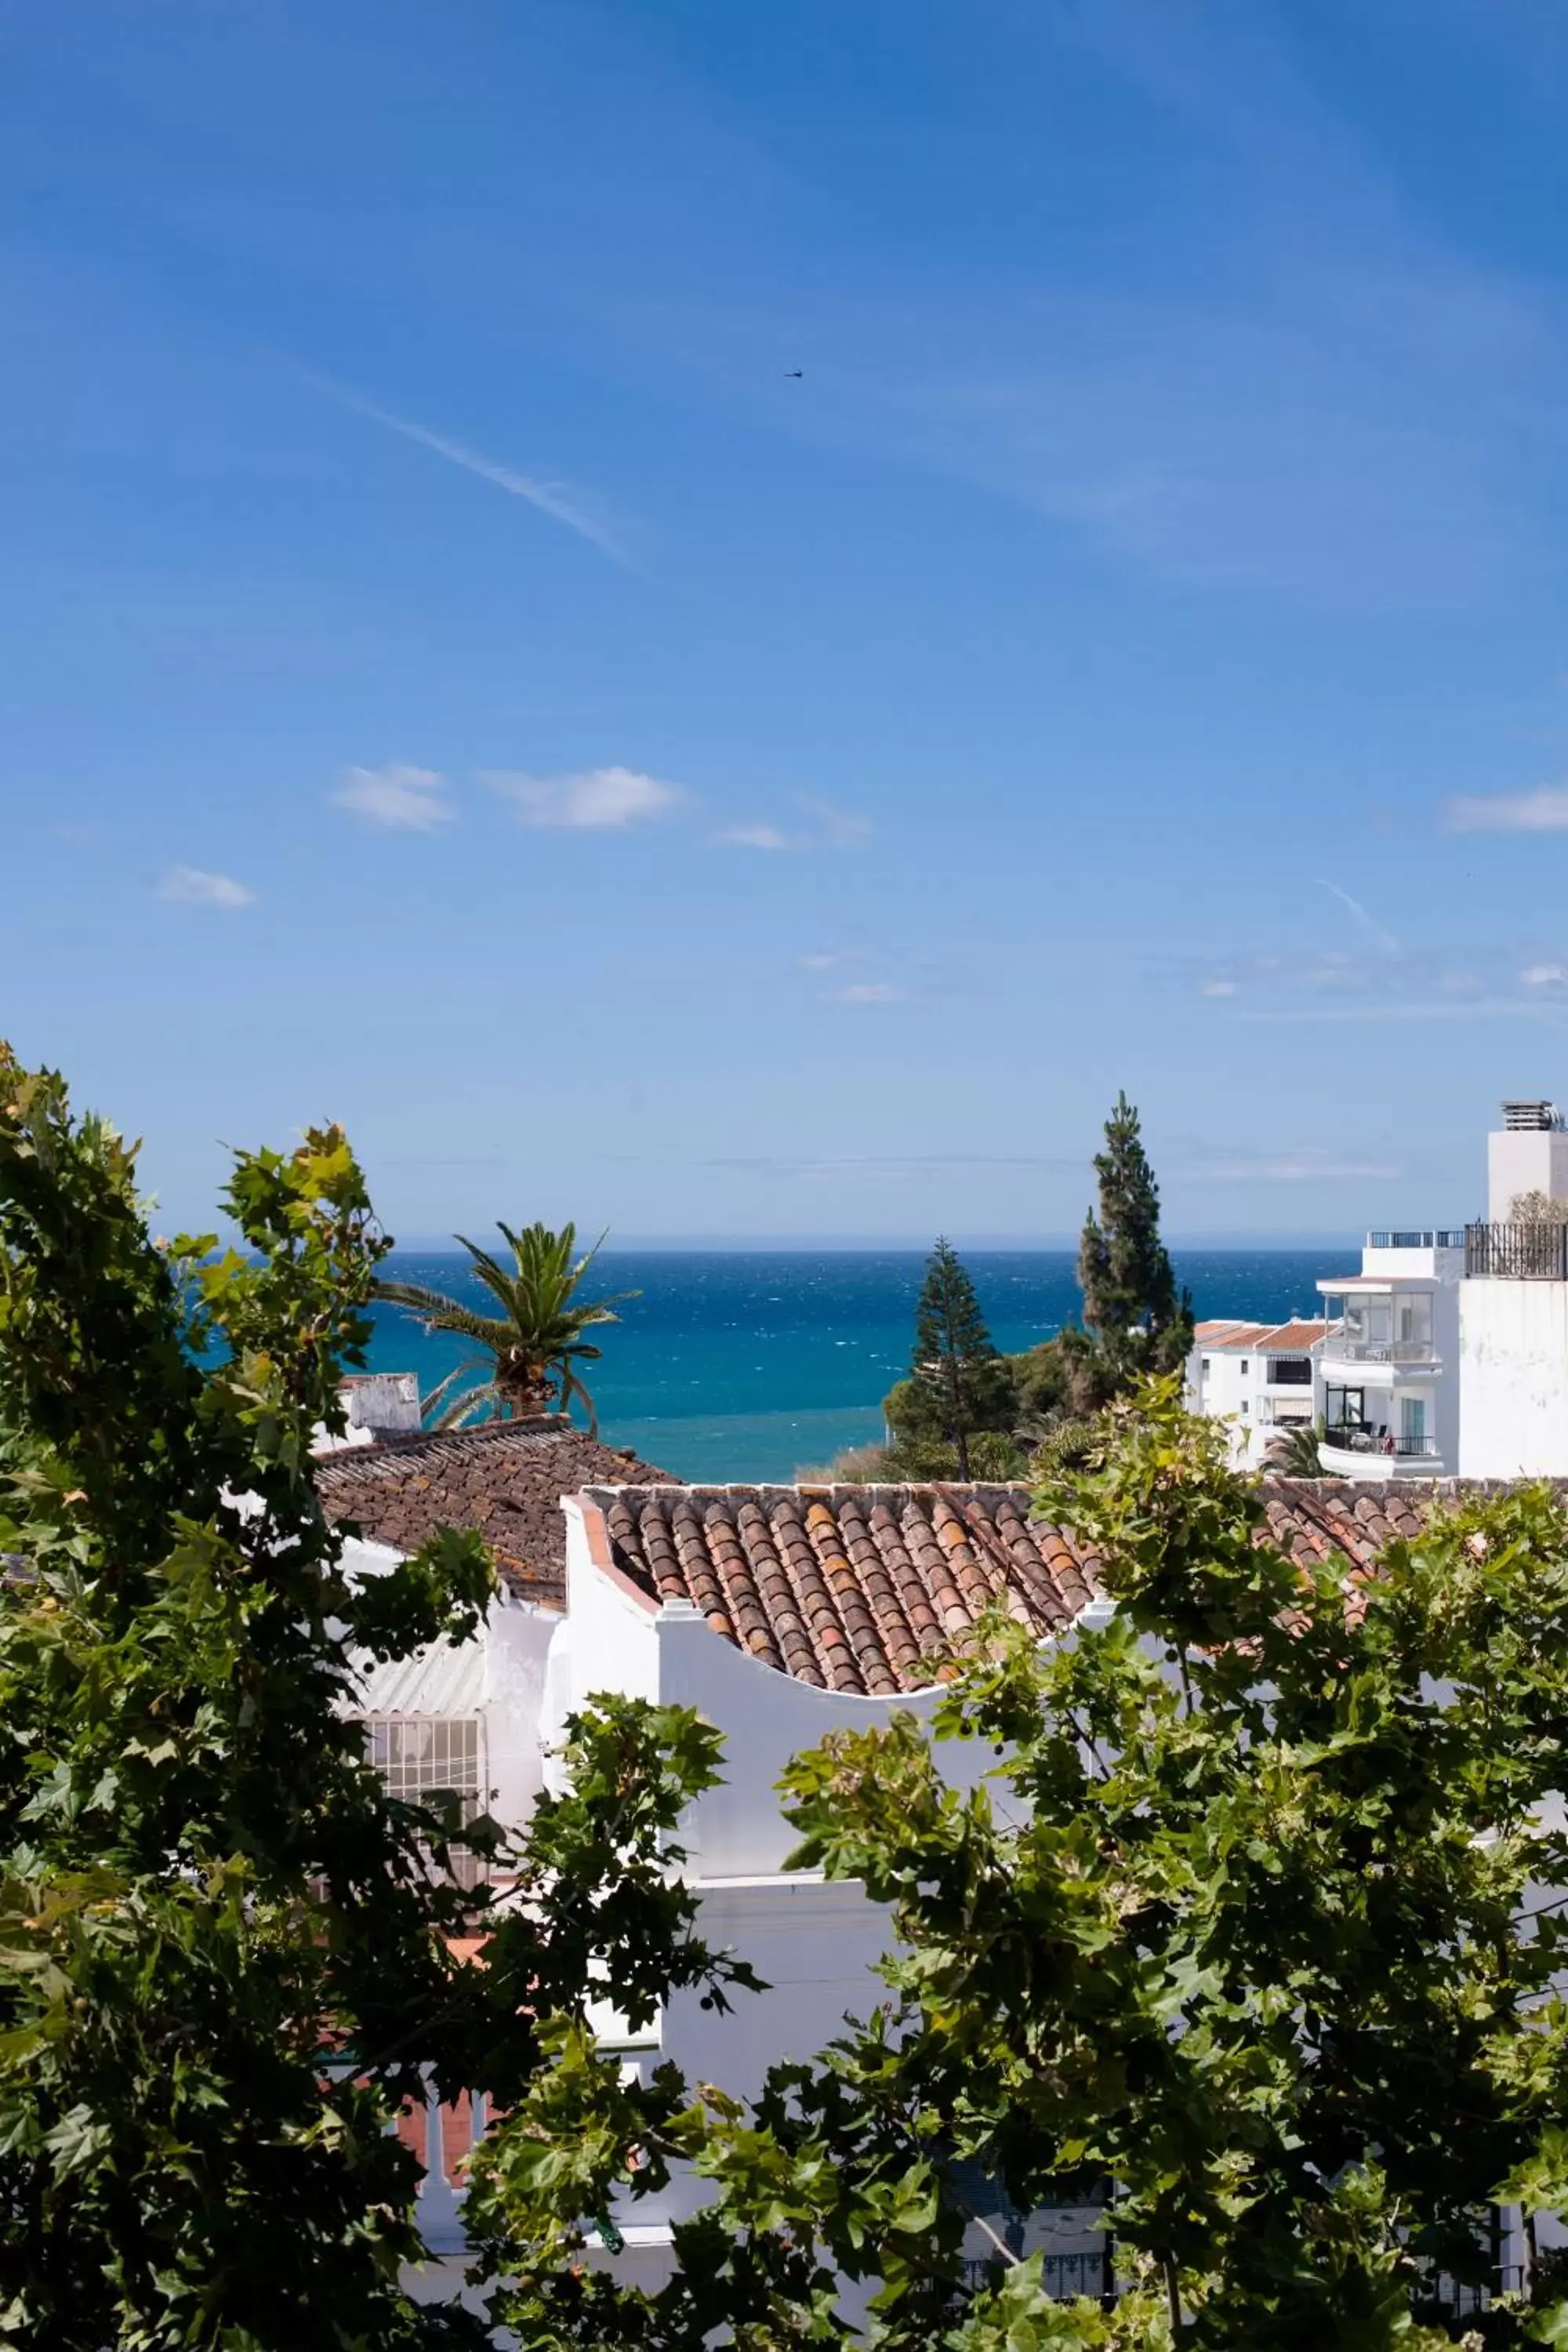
<box><xmin>1269</xmin><ymin>1358</ymin><xmax>1312</xmax><ymax>1385</ymax></box>
<box><xmin>1240</xmin><ymin>1359</ymin><xmax>1249</xmax><ymax>1374</ymax></box>
<box><xmin>1240</xmin><ymin>1399</ymin><xmax>1249</xmax><ymax>1417</ymax></box>
<box><xmin>1396</xmin><ymin>1294</ymin><xmax>1432</xmax><ymax>1348</ymax></box>
<box><xmin>366</xmin><ymin>1717</ymin><xmax>485</xmax><ymax>1887</ymax></box>
<box><xmin>1200</xmin><ymin>1357</ymin><xmax>1210</xmax><ymax>1374</ymax></box>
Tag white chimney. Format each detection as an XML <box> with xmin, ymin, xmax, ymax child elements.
<box><xmin>1487</xmin><ymin>1100</ymin><xmax>1568</xmax><ymax>1221</ymax></box>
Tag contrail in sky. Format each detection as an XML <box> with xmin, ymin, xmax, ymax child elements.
<box><xmin>318</xmin><ymin>379</ymin><xmax>630</xmax><ymax>564</ymax></box>
<box><xmin>1318</xmin><ymin>879</ymin><xmax>1400</xmax><ymax>958</ymax></box>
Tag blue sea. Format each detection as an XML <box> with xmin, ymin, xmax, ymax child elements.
<box><xmin>365</xmin><ymin>1249</ymin><xmax>1349</xmax><ymax>1483</ymax></box>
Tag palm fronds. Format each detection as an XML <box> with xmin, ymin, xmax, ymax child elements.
<box><xmin>373</xmin><ymin>1222</ymin><xmax>640</xmax><ymax>1432</ymax></box>
<box><xmin>1264</xmin><ymin>1420</ymin><xmax>1326</xmax><ymax>1477</ymax></box>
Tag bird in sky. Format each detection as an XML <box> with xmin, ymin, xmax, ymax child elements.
<box><xmin>784</xmin><ymin>368</ymin><xmax>803</xmax><ymax>378</ymax></box>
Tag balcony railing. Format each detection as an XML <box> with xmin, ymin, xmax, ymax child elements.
<box><xmin>1465</xmin><ymin>1221</ymin><xmax>1568</xmax><ymax>1280</ymax></box>
<box><xmin>1366</xmin><ymin>1229</ymin><xmax>1465</xmax><ymax>1249</ymax></box>
<box><xmin>1321</xmin><ymin>1425</ymin><xmax>1441</xmax><ymax>1460</ymax></box>
<box><xmin>961</xmin><ymin>2250</ymin><xmax>1110</xmax><ymax>2301</ymax></box>
<box><xmin>1323</xmin><ymin>1338</ymin><xmax>1436</xmax><ymax>1363</ymax></box>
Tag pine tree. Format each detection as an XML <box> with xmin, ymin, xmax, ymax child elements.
<box><xmin>1076</xmin><ymin>1091</ymin><xmax>1193</xmax><ymax>1391</ymax></box>
<box><xmin>909</xmin><ymin>1237</ymin><xmax>1012</xmax><ymax>1479</ymax></box>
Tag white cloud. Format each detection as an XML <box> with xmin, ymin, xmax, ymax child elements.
<box><xmin>715</xmin><ymin>821</ymin><xmax>790</xmax><ymax>851</ymax></box>
<box><xmin>793</xmin><ymin>793</ymin><xmax>873</xmax><ymax>847</ymax></box>
<box><xmin>487</xmin><ymin>766</ymin><xmax>682</xmax><ymax>829</ymax></box>
<box><xmin>822</xmin><ymin>981</ymin><xmax>906</xmax><ymax>1005</ymax></box>
<box><xmin>319</xmin><ymin>383</ymin><xmax>629</xmax><ymax>564</ymax></box>
<box><xmin>1523</xmin><ymin>963</ymin><xmax>1568</xmax><ymax>988</ymax></box>
<box><xmin>1443</xmin><ymin>784</ymin><xmax>1568</xmax><ymax>833</ymax></box>
<box><xmin>1198</xmin><ymin>976</ymin><xmax>1239</xmax><ymax>999</ymax></box>
<box><xmin>158</xmin><ymin>865</ymin><xmax>256</xmax><ymax>909</ymax></box>
<box><xmin>1188</xmin><ymin>1152</ymin><xmax>1404</xmax><ymax>1183</ymax></box>
<box><xmin>332</xmin><ymin>763</ymin><xmax>453</xmax><ymax>831</ymax></box>
<box><xmin>799</xmin><ymin>949</ymin><xmax>865</xmax><ymax>972</ymax></box>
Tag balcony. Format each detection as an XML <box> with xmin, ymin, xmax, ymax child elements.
<box><xmin>1323</xmin><ymin>1338</ymin><xmax>1439</xmax><ymax>1365</ymax></box>
<box><xmin>1317</xmin><ymin>1425</ymin><xmax>1443</xmax><ymax>1479</ymax></box>
<box><xmin>1465</xmin><ymin>1221</ymin><xmax>1568</xmax><ymax>1280</ymax></box>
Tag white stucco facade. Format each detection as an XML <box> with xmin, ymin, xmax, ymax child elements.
<box><xmin>1186</xmin><ymin>1319</ymin><xmax>1323</xmax><ymax>1467</ymax></box>
<box><xmin>1457</xmin><ymin>1278</ymin><xmax>1568</xmax><ymax>1478</ymax></box>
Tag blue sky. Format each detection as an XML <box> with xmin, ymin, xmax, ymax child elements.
<box><xmin>7</xmin><ymin>0</ymin><xmax>1568</xmax><ymax>1242</ymax></box>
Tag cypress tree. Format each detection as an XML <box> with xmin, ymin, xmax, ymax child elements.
<box><xmin>1076</xmin><ymin>1091</ymin><xmax>1193</xmax><ymax>1388</ymax></box>
<box><xmin>909</xmin><ymin>1236</ymin><xmax>1012</xmax><ymax>1479</ymax></box>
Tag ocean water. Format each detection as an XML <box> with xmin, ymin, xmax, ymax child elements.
<box><xmin>365</xmin><ymin>1248</ymin><xmax>1349</xmax><ymax>1483</ymax></box>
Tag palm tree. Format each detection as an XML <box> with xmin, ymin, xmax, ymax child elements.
<box><xmin>1264</xmin><ymin>1419</ymin><xmax>1326</xmax><ymax>1477</ymax></box>
<box><xmin>374</xmin><ymin>1222</ymin><xmax>637</xmax><ymax>1436</ymax></box>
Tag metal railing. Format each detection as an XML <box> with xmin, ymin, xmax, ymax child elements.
<box><xmin>1366</xmin><ymin>1229</ymin><xmax>1465</xmax><ymax>1249</ymax></box>
<box><xmin>1320</xmin><ymin>1425</ymin><xmax>1440</xmax><ymax>1460</ymax></box>
<box><xmin>961</xmin><ymin>2249</ymin><xmax>1109</xmax><ymax>2301</ymax></box>
<box><xmin>1323</xmin><ymin>1338</ymin><xmax>1436</xmax><ymax>1363</ymax></box>
<box><xmin>1465</xmin><ymin>1221</ymin><xmax>1568</xmax><ymax>1279</ymax></box>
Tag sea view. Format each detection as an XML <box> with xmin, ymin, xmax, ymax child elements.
<box><xmin>366</xmin><ymin>1247</ymin><xmax>1352</xmax><ymax>1481</ymax></box>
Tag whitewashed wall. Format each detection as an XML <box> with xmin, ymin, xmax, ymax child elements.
<box><xmin>1458</xmin><ymin>1279</ymin><xmax>1568</xmax><ymax>1477</ymax></box>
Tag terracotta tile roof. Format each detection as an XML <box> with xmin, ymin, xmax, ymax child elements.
<box><xmin>1254</xmin><ymin>1319</ymin><xmax>1327</xmax><ymax>1352</ymax></box>
<box><xmin>1196</xmin><ymin>1320</ymin><xmax>1325</xmax><ymax>1354</ymax></box>
<box><xmin>579</xmin><ymin>1478</ymin><xmax>1552</xmax><ymax>1697</ymax></box>
<box><xmin>587</xmin><ymin>1483</ymin><xmax>1099</xmax><ymax>1696</ymax></box>
<box><xmin>316</xmin><ymin>1417</ymin><xmax>674</xmax><ymax>1602</ymax></box>
<box><xmin>1193</xmin><ymin>1319</ymin><xmax>1254</xmax><ymax>1342</ymax></box>
<box><xmin>1194</xmin><ymin>1320</ymin><xmax>1269</xmax><ymax>1348</ymax></box>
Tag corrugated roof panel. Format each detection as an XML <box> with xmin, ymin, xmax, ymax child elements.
<box><xmin>349</xmin><ymin>1638</ymin><xmax>488</xmax><ymax>1718</ymax></box>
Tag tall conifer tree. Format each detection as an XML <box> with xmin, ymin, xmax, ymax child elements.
<box><xmin>1076</xmin><ymin>1091</ymin><xmax>1193</xmax><ymax>1388</ymax></box>
<box><xmin>909</xmin><ymin>1237</ymin><xmax>1011</xmax><ymax>1479</ymax></box>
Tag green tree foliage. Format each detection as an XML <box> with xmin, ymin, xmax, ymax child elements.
<box><xmin>0</xmin><ymin>1048</ymin><xmax>743</xmax><ymax>2351</ymax></box>
<box><xmin>905</xmin><ymin>1239</ymin><xmax>1014</xmax><ymax>1480</ymax></box>
<box><xmin>375</xmin><ymin>1220</ymin><xmax>637</xmax><ymax>1433</ymax></box>
<box><xmin>482</xmin><ymin>1381</ymin><xmax>1568</xmax><ymax>2350</ymax></box>
<box><xmin>1070</xmin><ymin>1093</ymin><xmax>1193</xmax><ymax>1406</ymax></box>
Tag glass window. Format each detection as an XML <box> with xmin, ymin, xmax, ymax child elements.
<box><xmin>1396</xmin><ymin>1295</ymin><xmax>1432</xmax><ymax>1347</ymax></box>
<box><xmin>1240</xmin><ymin>1359</ymin><xmax>1248</xmax><ymax>1374</ymax></box>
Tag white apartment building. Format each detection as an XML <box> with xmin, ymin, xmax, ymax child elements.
<box><xmin>1185</xmin><ymin>1100</ymin><xmax>1568</xmax><ymax>1482</ymax></box>
<box><xmin>1315</xmin><ymin>1232</ymin><xmax>1465</xmax><ymax>1478</ymax></box>
<box><xmin>1185</xmin><ymin>1319</ymin><xmax>1325</xmax><ymax>1466</ymax></box>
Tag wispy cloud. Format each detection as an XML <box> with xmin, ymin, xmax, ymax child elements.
<box><xmin>1178</xmin><ymin>1146</ymin><xmax>1403</xmax><ymax>1184</ymax></box>
<box><xmin>709</xmin><ymin>1151</ymin><xmax>1080</xmax><ymax>1181</ymax></box>
<box><xmin>487</xmin><ymin>765</ymin><xmax>681</xmax><ymax>829</ymax></box>
<box><xmin>794</xmin><ymin>793</ymin><xmax>873</xmax><ymax>848</ymax></box>
<box><xmin>321</xmin><ymin>383</ymin><xmax>629</xmax><ymax>564</ymax></box>
<box><xmin>1442</xmin><ymin>782</ymin><xmax>1568</xmax><ymax>833</ymax></box>
<box><xmin>1240</xmin><ymin>997</ymin><xmax>1568</xmax><ymax>1026</ymax></box>
<box><xmin>714</xmin><ymin>821</ymin><xmax>790</xmax><ymax>851</ymax></box>
<box><xmin>798</xmin><ymin>949</ymin><xmax>866</xmax><ymax>973</ymax></box>
<box><xmin>1319</xmin><ymin>880</ymin><xmax>1399</xmax><ymax>957</ymax></box>
<box><xmin>332</xmin><ymin>762</ymin><xmax>453</xmax><ymax>831</ymax></box>
<box><xmin>158</xmin><ymin>865</ymin><xmax>255</xmax><ymax>909</ymax></box>
<box><xmin>822</xmin><ymin>981</ymin><xmax>906</xmax><ymax>1006</ymax></box>
<box><xmin>712</xmin><ymin>795</ymin><xmax>873</xmax><ymax>853</ymax></box>
<box><xmin>1523</xmin><ymin>962</ymin><xmax>1568</xmax><ymax>988</ymax></box>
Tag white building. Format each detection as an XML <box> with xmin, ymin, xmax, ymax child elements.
<box><xmin>1308</xmin><ymin>1101</ymin><xmax>1568</xmax><ymax>1482</ymax></box>
<box><xmin>1185</xmin><ymin>1318</ymin><xmax>1325</xmax><ymax>1466</ymax></box>
<box><xmin>1459</xmin><ymin>1101</ymin><xmax>1568</xmax><ymax>1477</ymax></box>
<box><xmin>318</xmin><ymin>1417</ymin><xmax>1481</xmax><ymax>2304</ymax></box>
<box><xmin>1315</xmin><ymin>1233</ymin><xmax>1465</xmax><ymax>1478</ymax></box>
